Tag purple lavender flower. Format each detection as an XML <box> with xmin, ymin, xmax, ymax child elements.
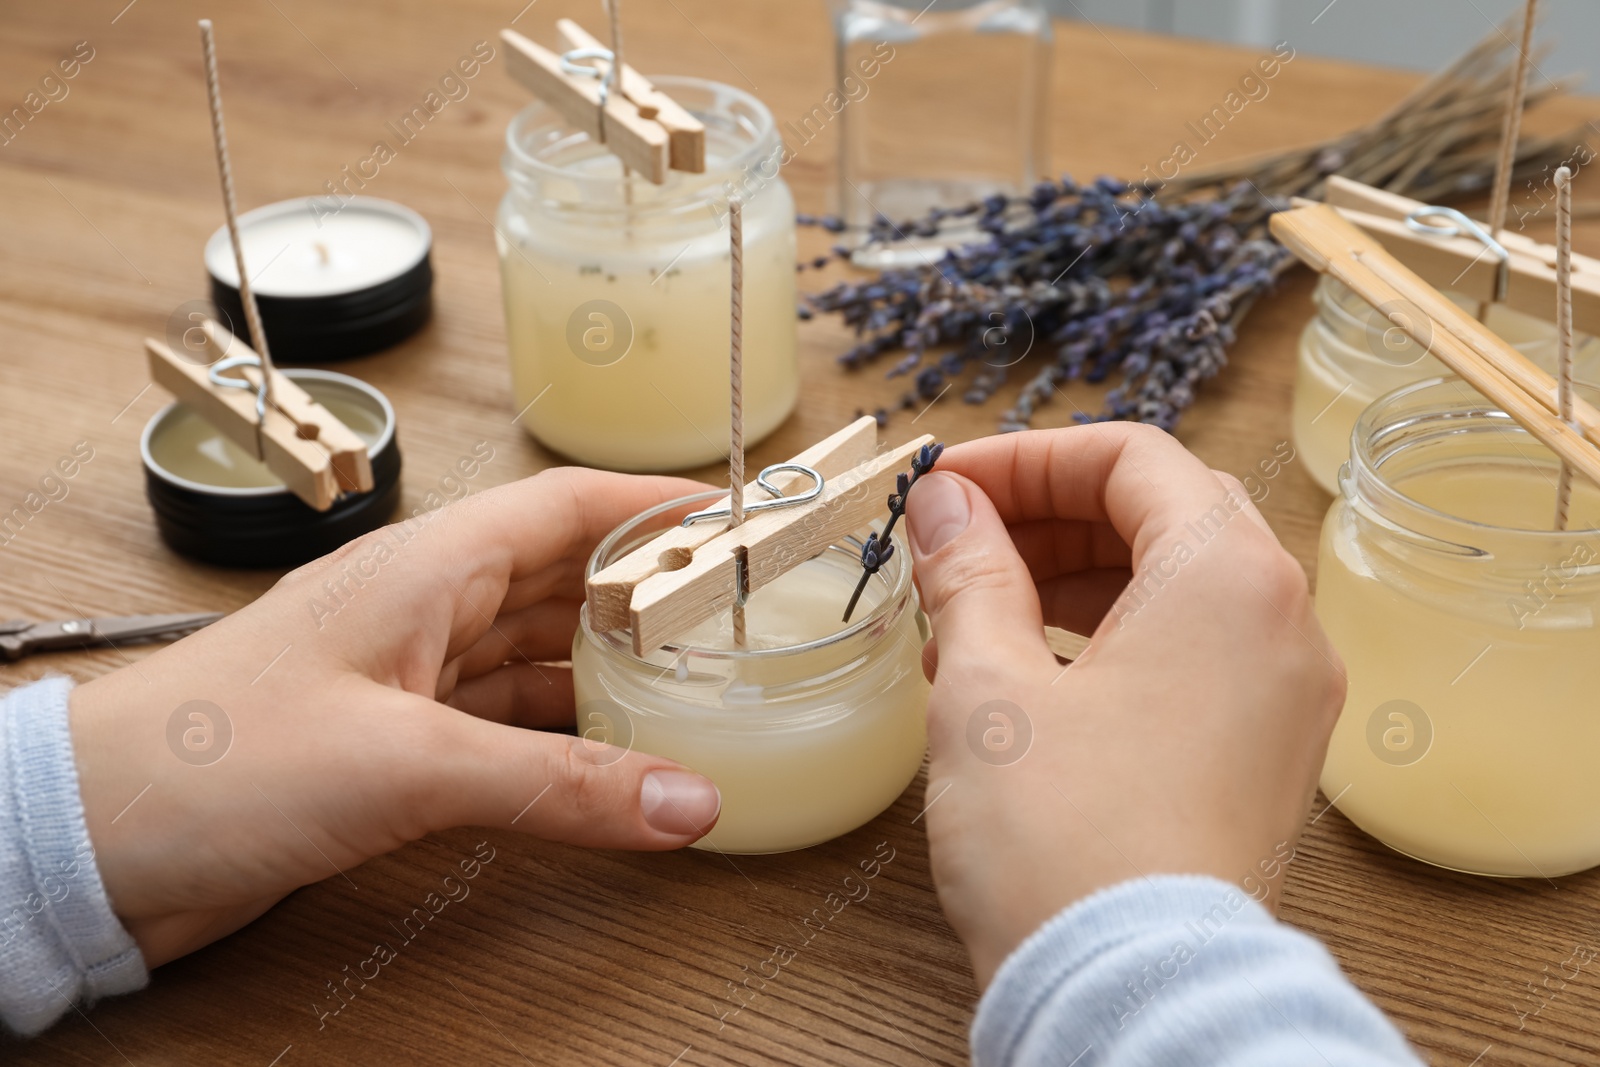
<box><xmin>798</xmin><ymin>177</ymin><xmax>1292</xmax><ymax>432</ymax></box>
<box><xmin>842</xmin><ymin>441</ymin><xmax>944</xmax><ymax>623</ymax></box>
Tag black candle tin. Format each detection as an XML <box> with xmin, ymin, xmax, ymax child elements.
<box><xmin>205</xmin><ymin>197</ymin><xmax>433</xmax><ymax>363</ymax></box>
<box><xmin>141</xmin><ymin>370</ymin><xmax>402</xmax><ymax>568</ymax></box>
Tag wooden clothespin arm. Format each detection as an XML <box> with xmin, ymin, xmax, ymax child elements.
<box><xmin>555</xmin><ymin>19</ymin><xmax>705</xmax><ymax>174</ymax></box>
<box><xmin>1312</xmin><ymin>177</ymin><xmax>1600</xmax><ymax>337</ymax></box>
<box><xmin>146</xmin><ymin>338</ymin><xmax>338</xmax><ymax>509</ymax></box>
<box><xmin>500</xmin><ymin>27</ymin><xmax>671</xmax><ymax>183</ymax></box>
<box><xmin>1271</xmin><ymin>203</ymin><xmax>1600</xmax><ymax>483</ymax></box>
<box><xmin>199</xmin><ymin>319</ymin><xmax>374</xmax><ymax>495</ymax></box>
<box><xmin>587</xmin><ymin>418</ymin><xmax>932</xmax><ymax>655</ymax></box>
<box><xmin>143</xmin><ymin>321</ymin><xmax>374</xmax><ymax>512</ymax></box>
<box><xmin>1324</xmin><ymin>177</ymin><xmax>1600</xmax><ymax>274</ymax></box>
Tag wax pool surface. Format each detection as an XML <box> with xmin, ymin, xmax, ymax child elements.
<box><xmin>205</xmin><ymin>199</ymin><xmax>429</xmax><ymax>297</ymax></box>
<box><xmin>573</xmin><ymin>552</ymin><xmax>929</xmax><ymax>854</ymax></box>
<box><xmin>149</xmin><ymin>390</ymin><xmax>386</xmax><ymax>490</ymax></box>
<box><xmin>1319</xmin><ymin>464</ymin><xmax>1600</xmax><ymax>877</ymax></box>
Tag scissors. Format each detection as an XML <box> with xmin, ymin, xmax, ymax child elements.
<box><xmin>0</xmin><ymin>613</ymin><xmax>224</xmax><ymax>661</ymax></box>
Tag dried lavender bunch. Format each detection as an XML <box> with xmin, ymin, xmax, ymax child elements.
<box><xmin>802</xmin><ymin>179</ymin><xmax>1292</xmax><ymax>432</ymax></box>
<box><xmin>799</xmin><ymin>19</ymin><xmax>1589</xmax><ymax>433</ymax></box>
<box><xmin>843</xmin><ymin>441</ymin><xmax>944</xmax><ymax>623</ymax></box>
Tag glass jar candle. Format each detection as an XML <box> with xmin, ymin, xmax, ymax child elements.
<box><xmin>573</xmin><ymin>492</ymin><xmax>930</xmax><ymax>854</ymax></box>
<box><xmin>1290</xmin><ymin>276</ymin><xmax>1600</xmax><ymax>494</ymax></box>
<box><xmin>498</xmin><ymin>78</ymin><xmax>800</xmax><ymax>472</ymax></box>
<box><xmin>1317</xmin><ymin>377</ymin><xmax>1600</xmax><ymax>878</ymax></box>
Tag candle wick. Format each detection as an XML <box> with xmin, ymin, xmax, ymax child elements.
<box><xmin>314</xmin><ymin>241</ymin><xmax>331</xmax><ymax>266</ymax></box>
<box><xmin>729</xmin><ymin>195</ymin><xmax>746</xmax><ymax>648</ymax></box>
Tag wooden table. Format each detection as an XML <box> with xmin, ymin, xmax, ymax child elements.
<box><xmin>3</xmin><ymin>2</ymin><xmax>1598</xmax><ymax>1063</ymax></box>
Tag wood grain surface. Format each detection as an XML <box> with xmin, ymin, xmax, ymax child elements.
<box><xmin>2</xmin><ymin>2</ymin><xmax>1598</xmax><ymax>1063</ymax></box>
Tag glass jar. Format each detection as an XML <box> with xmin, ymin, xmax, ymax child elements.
<box><xmin>833</xmin><ymin>0</ymin><xmax>1052</xmax><ymax>268</ymax></box>
<box><xmin>498</xmin><ymin>78</ymin><xmax>799</xmax><ymax>472</ymax></box>
<box><xmin>573</xmin><ymin>491</ymin><xmax>930</xmax><ymax>854</ymax></box>
<box><xmin>1317</xmin><ymin>377</ymin><xmax>1600</xmax><ymax>878</ymax></box>
<box><xmin>1291</xmin><ymin>276</ymin><xmax>1600</xmax><ymax>494</ymax></box>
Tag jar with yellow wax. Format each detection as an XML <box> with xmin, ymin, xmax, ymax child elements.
<box><xmin>572</xmin><ymin>492</ymin><xmax>930</xmax><ymax>854</ymax></box>
<box><xmin>1317</xmin><ymin>377</ymin><xmax>1600</xmax><ymax>878</ymax></box>
<box><xmin>497</xmin><ymin>78</ymin><xmax>799</xmax><ymax>472</ymax></box>
<box><xmin>1290</xmin><ymin>276</ymin><xmax>1600</xmax><ymax>494</ymax></box>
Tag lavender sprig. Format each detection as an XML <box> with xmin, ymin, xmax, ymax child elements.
<box><xmin>797</xmin><ymin>35</ymin><xmax>1583</xmax><ymax>437</ymax></box>
<box><xmin>799</xmin><ymin>178</ymin><xmax>1292</xmax><ymax>434</ymax></box>
<box><xmin>843</xmin><ymin>441</ymin><xmax>944</xmax><ymax>623</ymax></box>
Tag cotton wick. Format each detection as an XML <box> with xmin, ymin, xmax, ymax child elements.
<box><xmin>607</xmin><ymin>0</ymin><xmax>635</xmax><ymax>215</ymax></box>
<box><xmin>729</xmin><ymin>195</ymin><xmax>746</xmax><ymax>646</ymax></box>
<box><xmin>1487</xmin><ymin>0</ymin><xmax>1538</xmax><ymax>241</ymax></box>
<box><xmin>1554</xmin><ymin>164</ymin><xmax>1575</xmax><ymax>530</ymax></box>
<box><xmin>1476</xmin><ymin>0</ymin><xmax>1538</xmax><ymax>325</ymax></box>
<box><xmin>607</xmin><ymin>0</ymin><xmax>625</xmax><ymax>86</ymax></box>
<box><xmin>199</xmin><ymin>19</ymin><xmax>277</xmax><ymax>428</ymax></box>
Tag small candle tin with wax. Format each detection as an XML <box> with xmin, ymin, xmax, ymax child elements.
<box><xmin>574</xmin><ymin>490</ymin><xmax>930</xmax><ymax>854</ymax></box>
<box><xmin>140</xmin><ymin>368</ymin><xmax>402</xmax><ymax>567</ymax></box>
<box><xmin>205</xmin><ymin>196</ymin><xmax>433</xmax><ymax>362</ymax></box>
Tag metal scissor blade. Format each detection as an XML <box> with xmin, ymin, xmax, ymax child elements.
<box><xmin>2</xmin><ymin>612</ymin><xmax>225</xmax><ymax>659</ymax></box>
<box><xmin>86</xmin><ymin>613</ymin><xmax>226</xmax><ymax>645</ymax></box>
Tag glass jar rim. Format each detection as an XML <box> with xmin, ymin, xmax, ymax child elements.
<box><xmin>582</xmin><ymin>489</ymin><xmax>914</xmax><ymax>662</ymax></box>
<box><xmin>502</xmin><ymin>75</ymin><xmax>777</xmax><ymax>198</ymax></box>
<box><xmin>1345</xmin><ymin>374</ymin><xmax>1600</xmax><ymax>541</ymax></box>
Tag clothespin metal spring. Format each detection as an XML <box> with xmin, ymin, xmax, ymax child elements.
<box><xmin>1405</xmin><ymin>205</ymin><xmax>1512</xmax><ymax>303</ymax></box>
<box><xmin>679</xmin><ymin>463</ymin><xmax>826</xmax><ymax>527</ymax></box>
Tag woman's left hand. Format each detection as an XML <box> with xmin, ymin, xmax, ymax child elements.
<box><xmin>69</xmin><ymin>468</ymin><xmax>722</xmax><ymax>967</ymax></box>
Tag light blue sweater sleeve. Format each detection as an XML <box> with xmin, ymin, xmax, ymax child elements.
<box><xmin>0</xmin><ymin>677</ymin><xmax>147</xmax><ymax>1036</ymax></box>
<box><xmin>972</xmin><ymin>874</ymin><xmax>1424</xmax><ymax>1067</ymax></box>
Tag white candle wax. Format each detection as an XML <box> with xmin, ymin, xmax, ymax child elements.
<box><xmin>204</xmin><ymin>197</ymin><xmax>431</xmax><ymax>298</ymax></box>
<box><xmin>1320</xmin><ymin>465</ymin><xmax>1600</xmax><ymax>876</ymax></box>
<box><xmin>497</xmin><ymin>80</ymin><xmax>800</xmax><ymax>472</ymax></box>
<box><xmin>1291</xmin><ymin>278</ymin><xmax>1600</xmax><ymax>494</ymax></box>
<box><xmin>574</xmin><ymin>535</ymin><xmax>928</xmax><ymax>854</ymax></box>
<box><xmin>1317</xmin><ymin>379</ymin><xmax>1600</xmax><ymax>878</ymax></box>
<box><xmin>144</xmin><ymin>373</ymin><xmax>390</xmax><ymax>490</ymax></box>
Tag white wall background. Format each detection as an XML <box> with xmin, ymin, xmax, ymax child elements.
<box><xmin>1055</xmin><ymin>0</ymin><xmax>1598</xmax><ymax>91</ymax></box>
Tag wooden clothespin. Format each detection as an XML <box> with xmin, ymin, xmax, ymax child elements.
<box><xmin>1311</xmin><ymin>177</ymin><xmax>1600</xmax><ymax>337</ymax></box>
<box><xmin>1271</xmin><ymin>203</ymin><xmax>1600</xmax><ymax>485</ymax></box>
<box><xmin>141</xmin><ymin>20</ymin><xmax>374</xmax><ymax>514</ymax></box>
<box><xmin>556</xmin><ymin>19</ymin><xmax>704</xmax><ymax>174</ymax></box>
<box><xmin>144</xmin><ymin>320</ymin><xmax>375</xmax><ymax>511</ymax></box>
<box><xmin>586</xmin><ymin>417</ymin><xmax>934</xmax><ymax>655</ymax></box>
<box><xmin>500</xmin><ymin>19</ymin><xmax>705</xmax><ymax>185</ymax></box>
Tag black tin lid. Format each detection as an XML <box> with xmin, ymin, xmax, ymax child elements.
<box><xmin>205</xmin><ymin>197</ymin><xmax>433</xmax><ymax>364</ymax></box>
<box><xmin>141</xmin><ymin>370</ymin><xmax>402</xmax><ymax>568</ymax></box>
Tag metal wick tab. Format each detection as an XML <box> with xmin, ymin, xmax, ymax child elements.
<box><xmin>680</xmin><ymin>463</ymin><xmax>826</xmax><ymax>526</ymax></box>
<box><xmin>1404</xmin><ymin>205</ymin><xmax>1511</xmax><ymax>303</ymax></box>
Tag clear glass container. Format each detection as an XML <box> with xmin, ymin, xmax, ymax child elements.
<box><xmin>1317</xmin><ymin>377</ymin><xmax>1600</xmax><ymax>877</ymax></box>
<box><xmin>833</xmin><ymin>0</ymin><xmax>1052</xmax><ymax>268</ymax></box>
<box><xmin>1291</xmin><ymin>276</ymin><xmax>1600</xmax><ymax>494</ymax></box>
<box><xmin>573</xmin><ymin>491</ymin><xmax>931</xmax><ymax>854</ymax></box>
<box><xmin>498</xmin><ymin>78</ymin><xmax>799</xmax><ymax>472</ymax></box>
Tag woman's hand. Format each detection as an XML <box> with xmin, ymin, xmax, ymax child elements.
<box><xmin>70</xmin><ymin>468</ymin><xmax>722</xmax><ymax>967</ymax></box>
<box><xmin>903</xmin><ymin>425</ymin><xmax>1344</xmax><ymax>988</ymax></box>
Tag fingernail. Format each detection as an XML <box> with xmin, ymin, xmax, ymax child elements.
<box><xmin>641</xmin><ymin>770</ymin><xmax>721</xmax><ymax>836</ymax></box>
<box><xmin>906</xmin><ymin>472</ymin><xmax>970</xmax><ymax>556</ymax></box>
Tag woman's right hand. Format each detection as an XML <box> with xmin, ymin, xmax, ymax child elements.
<box><xmin>902</xmin><ymin>425</ymin><xmax>1345</xmax><ymax>988</ymax></box>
